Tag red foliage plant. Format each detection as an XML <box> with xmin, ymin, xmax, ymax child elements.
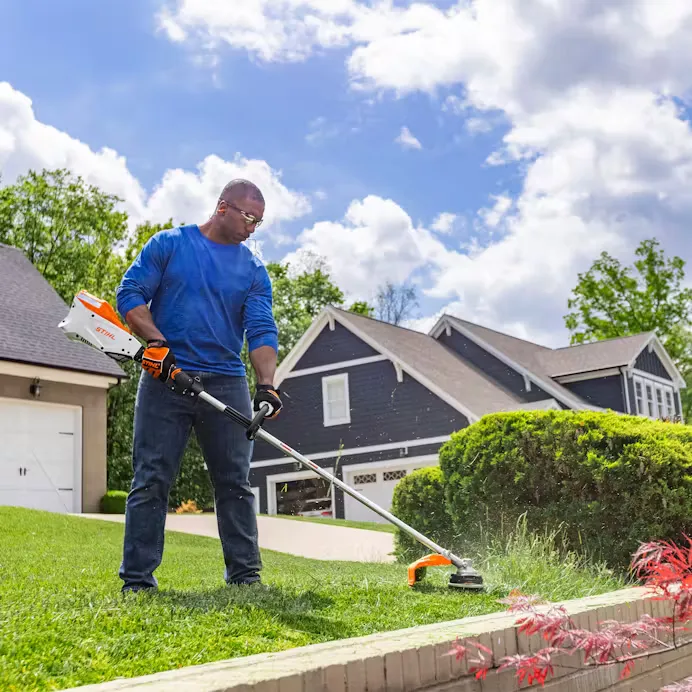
<box><xmin>450</xmin><ymin>536</ymin><xmax>692</xmax><ymax>689</ymax></box>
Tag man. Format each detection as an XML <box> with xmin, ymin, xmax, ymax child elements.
<box><xmin>115</xmin><ymin>179</ymin><xmax>282</xmax><ymax>594</ymax></box>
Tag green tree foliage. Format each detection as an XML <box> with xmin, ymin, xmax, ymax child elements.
<box><xmin>439</xmin><ymin>410</ymin><xmax>692</xmax><ymax>571</ymax></box>
<box><xmin>564</xmin><ymin>238</ymin><xmax>692</xmax><ymax>420</ymax></box>
<box><xmin>0</xmin><ymin>168</ymin><xmax>129</xmax><ymax>304</ymax></box>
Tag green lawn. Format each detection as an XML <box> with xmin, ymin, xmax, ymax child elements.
<box><xmin>258</xmin><ymin>513</ymin><xmax>396</xmax><ymax>533</ymax></box>
<box><xmin>0</xmin><ymin>507</ymin><xmax>628</xmax><ymax>691</ymax></box>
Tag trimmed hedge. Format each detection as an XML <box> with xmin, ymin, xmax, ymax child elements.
<box><xmin>100</xmin><ymin>490</ymin><xmax>128</xmax><ymax>514</ymax></box>
<box><xmin>390</xmin><ymin>466</ymin><xmax>456</xmax><ymax>562</ymax></box>
<box><xmin>439</xmin><ymin>410</ymin><xmax>692</xmax><ymax>570</ymax></box>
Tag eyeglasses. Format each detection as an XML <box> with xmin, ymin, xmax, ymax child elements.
<box><xmin>225</xmin><ymin>202</ymin><xmax>263</xmax><ymax>228</ymax></box>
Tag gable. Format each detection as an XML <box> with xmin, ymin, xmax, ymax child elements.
<box><xmin>293</xmin><ymin>322</ymin><xmax>379</xmax><ymax>370</ymax></box>
<box><xmin>634</xmin><ymin>347</ymin><xmax>673</xmax><ymax>381</ymax></box>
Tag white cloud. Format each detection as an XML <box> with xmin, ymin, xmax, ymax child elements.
<box><xmin>0</xmin><ymin>82</ymin><xmax>148</xmax><ymax>222</ymax></box>
<box><xmin>431</xmin><ymin>212</ymin><xmax>457</xmax><ymax>234</ymax></box>
<box><xmin>282</xmin><ymin>195</ymin><xmax>428</xmax><ymax>300</ymax></box>
<box><xmin>158</xmin><ymin>1</ymin><xmax>692</xmax><ymax>343</ymax></box>
<box><xmin>0</xmin><ymin>81</ymin><xmax>311</xmax><ymax>236</ymax></box>
<box><xmin>478</xmin><ymin>194</ymin><xmax>512</xmax><ymax>229</ymax></box>
<box><xmin>395</xmin><ymin>126</ymin><xmax>422</xmax><ymax>150</ymax></box>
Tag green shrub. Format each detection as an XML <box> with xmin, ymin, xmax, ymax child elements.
<box><xmin>439</xmin><ymin>410</ymin><xmax>692</xmax><ymax>571</ymax></box>
<box><xmin>390</xmin><ymin>465</ymin><xmax>456</xmax><ymax>562</ymax></box>
<box><xmin>100</xmin><ymin>490</ymin><xmax>128</xmax><ymax>514</ymax></box>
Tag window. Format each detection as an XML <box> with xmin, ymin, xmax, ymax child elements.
<box><xmin>321</xmin><ymin>373</ymin><xmax>350</xmax><ymax>426</ymax></box>
<box><xmin>634</xmin><ymin>379</ymin><xmax>644</xmax><ymax>415</ymax></box>
<box><xmin>632</xmin><ymin>374</ymin><xmax>677</xmax><ymax>421</ymax></box>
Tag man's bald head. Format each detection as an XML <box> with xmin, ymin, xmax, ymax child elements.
<box><xmin>219</xmin><ymin>179</ymin><xmax>265</xmax><ymax>205</ymax></box>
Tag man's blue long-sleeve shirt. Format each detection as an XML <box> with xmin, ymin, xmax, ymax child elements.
<box><xmin>115</xmin><ymin>224</ymin><xmax>279</xmax><ymax>377</ymax></box>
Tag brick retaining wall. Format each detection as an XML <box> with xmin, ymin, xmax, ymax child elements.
<box><xmin>64</xmin><ymin>586</ymin><xmax>691</xmax><ymax>692</ymax></box>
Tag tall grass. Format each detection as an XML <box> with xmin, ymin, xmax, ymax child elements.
<box><xmin>462</xmin><ymin>513</ymin><xmax>632</xmax><ymax>601</ymax></box>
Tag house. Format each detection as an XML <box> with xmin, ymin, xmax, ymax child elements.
<box><xmin>249</xmin><ymin>306</ymin><xmax>686</xmax><ymax>523</ymax></box>
<box><xmin>0</xmin><ymin>243</ymin><xmax>126</xmax><ymax>514</ymax></box>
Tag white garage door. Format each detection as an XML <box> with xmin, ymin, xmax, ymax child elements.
<box><xmin>344</xmin><ymin>459</ymin><xmax>436</xmax><ymax>523</ymax></box>
<box><xmin>0</xmin><ymin>397</ymin><xmax>81</xmax><ymax>514</ymax></box>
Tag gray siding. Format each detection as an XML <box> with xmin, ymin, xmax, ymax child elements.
<box><xmin>635</xmin><ymin>348</ymin><xmax>672</xmax><ymax>381</ymax></box>
<box><xmin>563</xmin><ymin>375</ymin><xmax>626</xmax><ymax>412</ymax></box>
<box><xmin>294</xmin><ymin>322</ymin><xmax>379</xmax><ymax>369</ymax></box>
<box><xmin>250</xmin><ymin>442</ymin><xmax>444</xmax><ymax>517</ymax></box>
<box><xmin>436</xmin><ymin>330</ymin><xmax>551</xmax><ymax>402</ymax></box>
<box><xmin>253</xmin><ymin>358</ymin><xmax>468</xmax><ymax>461</ymax></box>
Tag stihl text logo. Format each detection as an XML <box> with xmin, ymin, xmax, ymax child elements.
<box><xmin>96</xmin><ymin>326</ymin><xmax>116</xmax><ymax>340</ymax></box>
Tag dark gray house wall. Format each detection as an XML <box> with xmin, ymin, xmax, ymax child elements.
<box><xmin>294</xmin><ymin>322</ymin><xmax>379</xmax><ymax>369</ymax></box>
<box><xmin>435</xmin><ymin>329</ymin><xmax>552</xmax><ymax>403</ymax></box>
<box><xmin>562</xmin><ymin>375</ymin><xmax>627</xmax><ymax>412</ymax></box>
<box><xmin>635</xmin><ymin>348</ymin><xmax>672</xmax><ymax>381</ymax></box>
<box><xmin>252</xmin><ymin>359</ymin><xmax>469</xmax><ymax>462</ymax></box>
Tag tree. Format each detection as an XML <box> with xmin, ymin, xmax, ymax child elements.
<box><xmin>0</xmin><ymin>168</ymin><xmax>129</xmax><ymax>304</ymax></box>
<box><xmin>564</xmin><ymin>238</ymin><xmax>692</xmax><ymax>420</ymax></box>
<box><xmin>375</xmin><ymin>280</ymin><xmax>419</xmax><ymax>325</ymax></box>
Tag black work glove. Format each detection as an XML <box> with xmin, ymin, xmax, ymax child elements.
<box><xmin>141</xmin><ymin>340</ymin><xmax>177</xmax><ymax>384</ymax></box>
<box><xmin>254</xmin><ymin>384</ymin><xmax>282</xmax><ymax>419</ymax></box>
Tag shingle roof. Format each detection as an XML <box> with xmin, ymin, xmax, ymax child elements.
<box><xmin>0</xmin><ymin>243</ymin><xmax>126</xmax><ymax>379</ymax></box>
<box><xmin>333</xmin><ymin>308</ymin><xmax>529</xmax><ymax>418</ymax></box>
<box><xmin>444</xmin><ymin>315</ymin><xmax>655</xmax><ymax>380</ymax></box>
<box><xmin>441</xmin><ymin>316</ymin><xmax>601</xmax><ymax>408</ymax></box>
<box><xmin>536</xmin><ymin>333</ymin><xmax>655</xmax><ymax>377</ymax></box>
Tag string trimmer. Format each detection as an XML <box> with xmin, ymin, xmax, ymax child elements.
<box><xmin>58</xmin><ymin>290</ymin><xmax>484</xmax><ymax>592</ymax></box>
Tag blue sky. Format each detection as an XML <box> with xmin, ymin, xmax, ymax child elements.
<box><xmin>2</xmin><ymin>0</ymin><xmax>691</xmax><ymax>343</ymax></box>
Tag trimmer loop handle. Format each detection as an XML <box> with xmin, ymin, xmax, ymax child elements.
<box><xmin>246</xmin><ymin>402</ymin><xmax>271</xmax><ymax>440</ymax></box>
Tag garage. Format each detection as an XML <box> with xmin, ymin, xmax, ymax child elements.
<box><xmin>0</xmin><ymin>397</ymin><xmax>82</xmax><ymax>513</ymax></box>
<box><xmin>343</xmin><ymin>456</ymin><xmax>438</xmax><ymax>523</ymax></box>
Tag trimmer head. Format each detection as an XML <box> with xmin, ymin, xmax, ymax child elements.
<box><xmin>408</xmin><ymin>554</ymin><xmax>485</xmax><ymax>592</ymax></box>
<box><xmin>448</xmin><ymin>561</ymin><xmax>485</xmax><ymax>591</ymax></box>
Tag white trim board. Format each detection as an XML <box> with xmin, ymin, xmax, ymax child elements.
<box><xmin>554</xmin><ymin>367</ymin><xmax>622</xmax><ymax>384</ymax></box>
<box><xmin>343</xmin><ymin>454</ymin><xmax>439</xmax><ymax>475</ymax></box>
<box><xmin>0</xmin><ymin>361</ymin><xmax>120</xmax><ymax>389</ymax></box>
<box><xmin>629</xmin><ymin>367</ymin><xmax>680</xmax><ymax>390</ymax></box>
<box><xmin>283</xmin><ymin>355</ymin><xmax>388</xmax><ymax>379</ymax></box>
<box><xmin>429</xmin><ymin>315</ymin><xmax>601</xmax><ymax>412</ymax></box>
<box><xmin>250</xmin><ymin>434</ymin><xmax>450</xmax><ymax>469</ymax></box>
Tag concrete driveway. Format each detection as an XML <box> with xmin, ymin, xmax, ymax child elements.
<box><xmin>77</xmin><ymin>513</ymin><xmax>396</xmax><ymax>563</ymax></box>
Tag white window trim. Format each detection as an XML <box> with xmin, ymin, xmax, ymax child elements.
<box><xmin>632</xmin><ymin>373</ymin><xmax>677</xmax><ymax>421</ymax></box>
<box><xmin>322</xmin><ymin>373</ymin><xmax>351</xmax><ymax>427</ymax></box>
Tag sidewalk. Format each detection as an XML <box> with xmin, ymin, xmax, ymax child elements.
<box><xmin>76</xmin><ymin>513</ymin><xmax>396</xmax><ymax>563</ymax></box>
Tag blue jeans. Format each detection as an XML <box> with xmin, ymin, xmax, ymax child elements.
<box><xmin>119</xmin><ymin>370</ymin><xmax>262</xmax><ymax>590</ymax></box>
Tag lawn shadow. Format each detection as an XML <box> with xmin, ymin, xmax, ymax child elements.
<box><xmin>152</xmin><ymin>583</ymin><xmax>358</xmax><ymax>641</ymax></box>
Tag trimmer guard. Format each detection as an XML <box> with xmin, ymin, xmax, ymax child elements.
<box><xmin>407</xmin><ymin>553</ymin><xmax>452</xmax><ymax>587</ymax></box>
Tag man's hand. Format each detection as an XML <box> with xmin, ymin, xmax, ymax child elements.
<box><xmin>254</xmin><ymin>384</ymin><xmax>282</xmax><ymax>419</ymax></box>
<box><xmin>141</xmin><ymin>340</ymin><xmax>177</xmax><ymax>383</ymax></box>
